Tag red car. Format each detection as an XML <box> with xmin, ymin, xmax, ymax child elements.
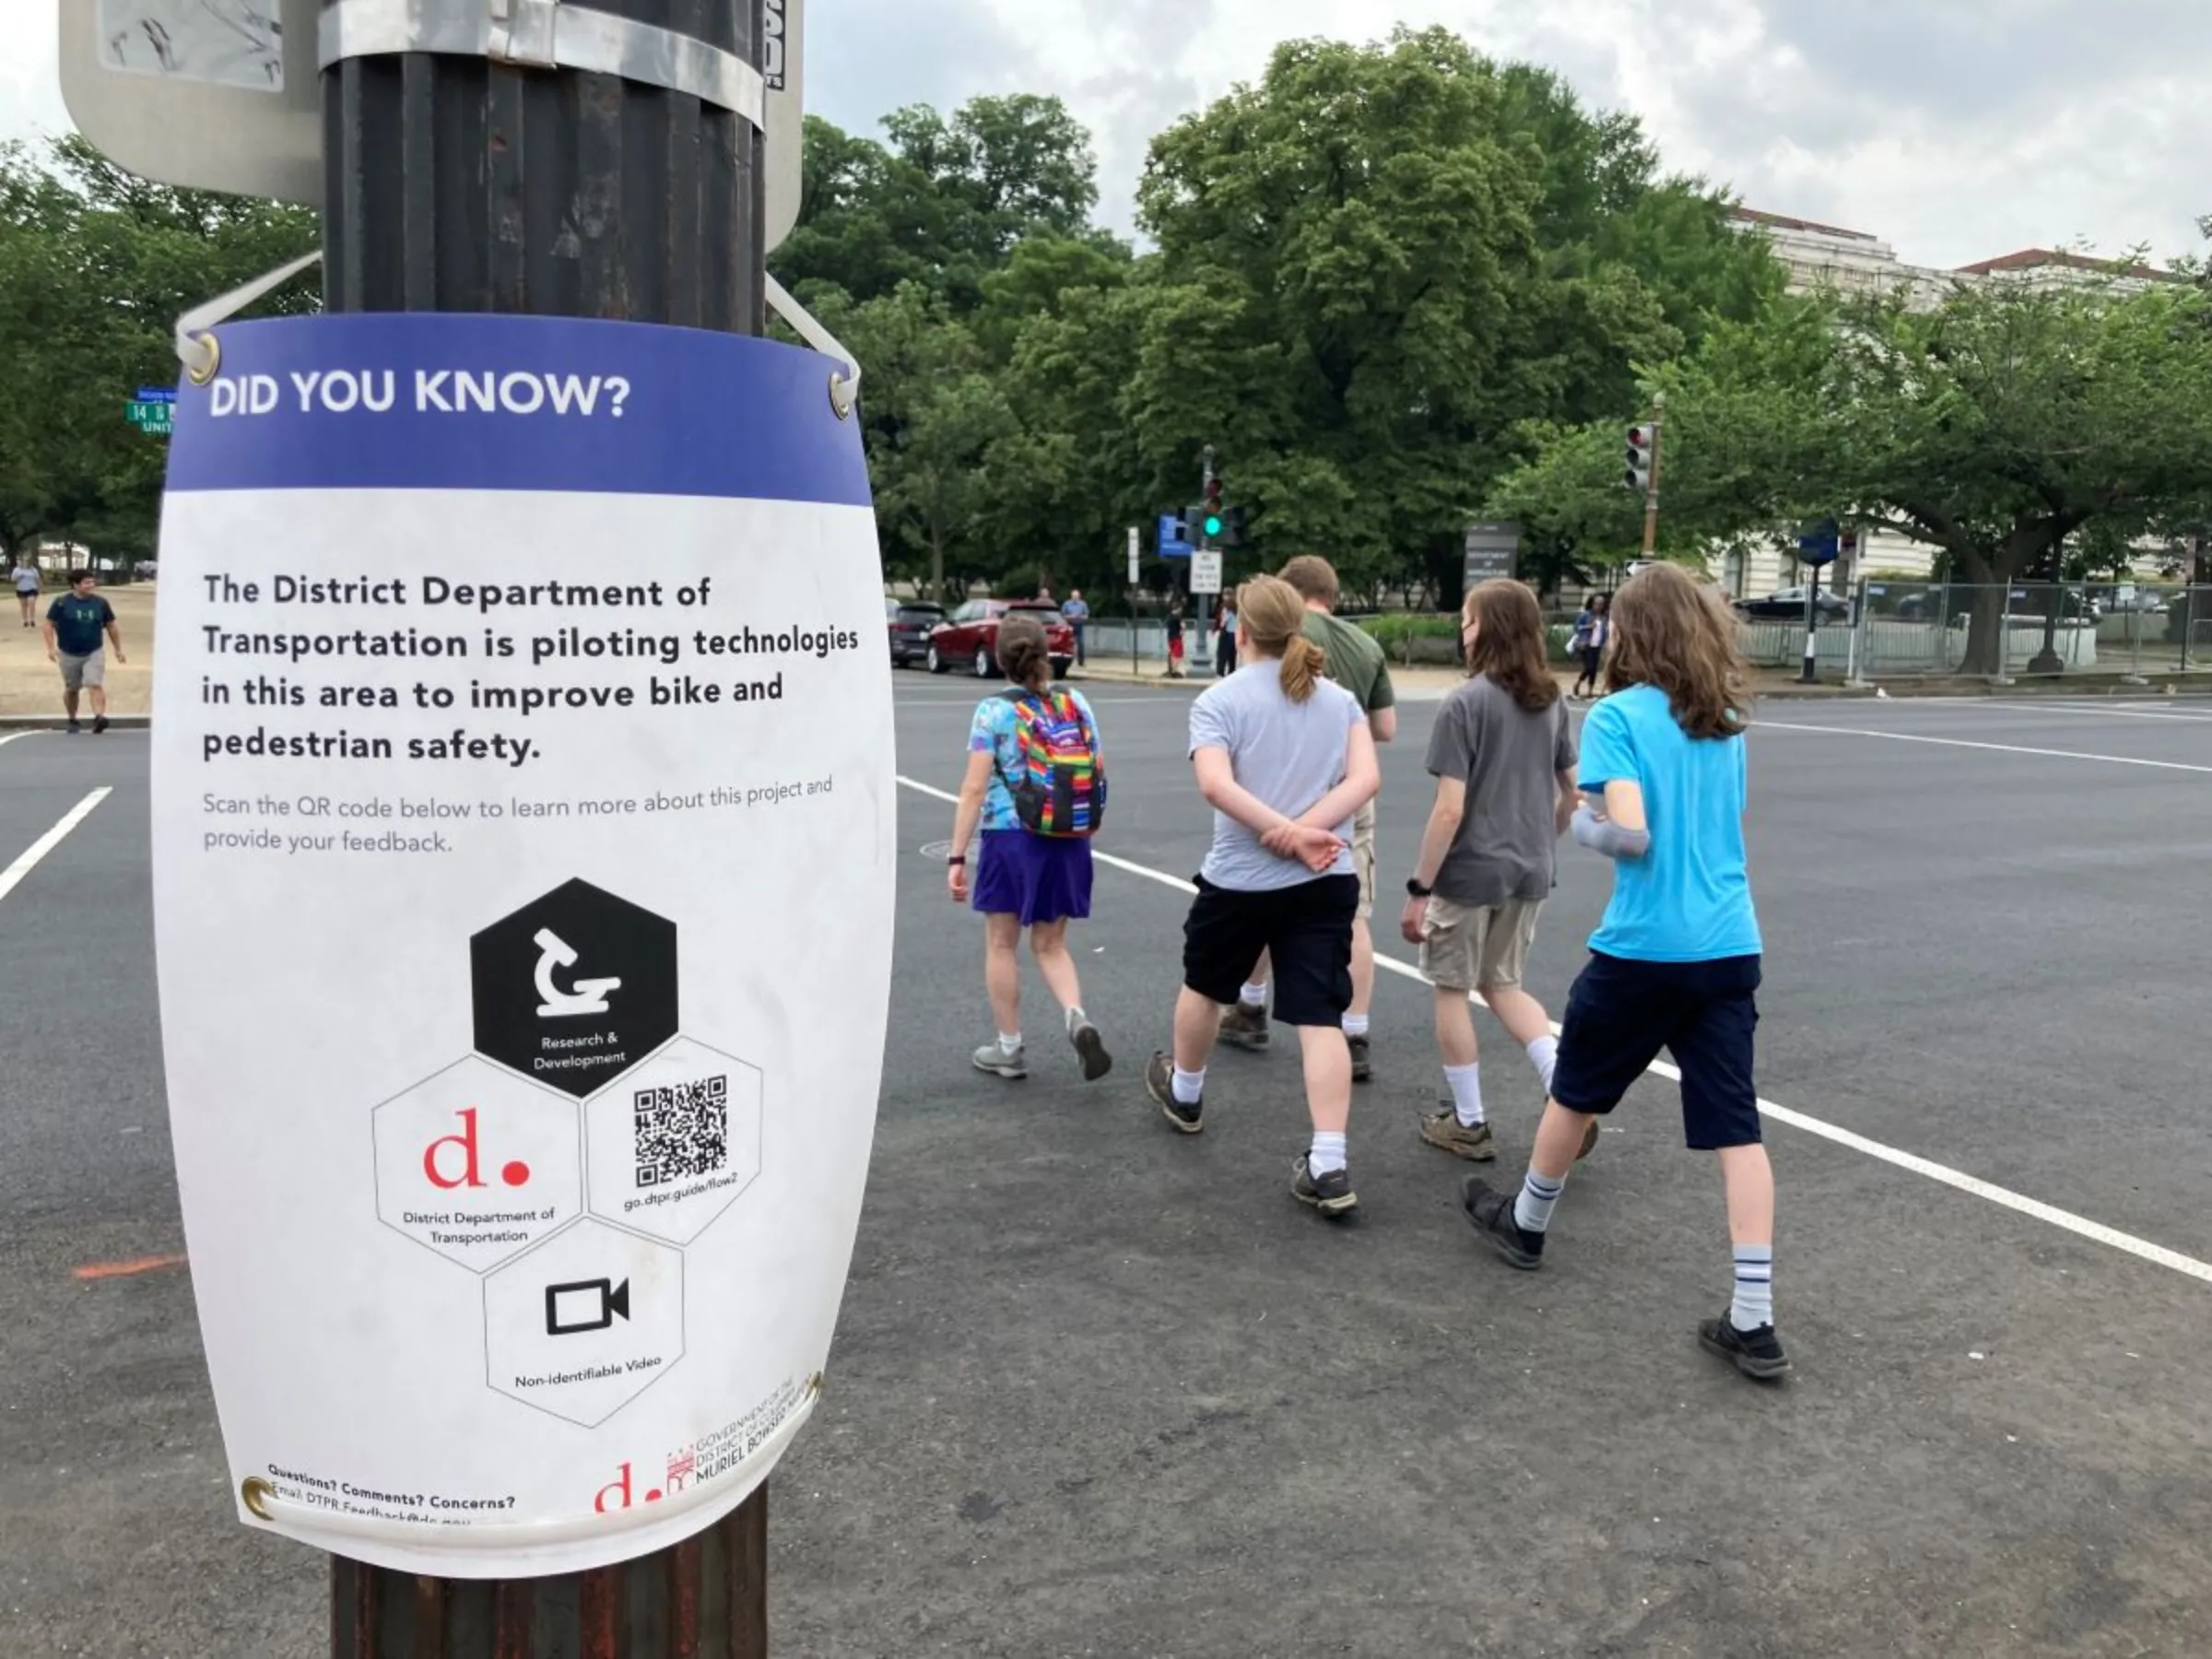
<box><xmin>926</xmin><ymin>599</ymin><xmax>1077</xmax><ymax>680</ymax></box>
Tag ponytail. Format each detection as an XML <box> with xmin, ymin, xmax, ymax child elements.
<box><xmin>1232</xmin><ymin>572</ymin><xmax>1324</xmax><ymax>700</ymax></box>
<box><xmin>1279</xmin><ymin>634</ymin><xmax>1324</xmax><ymax>703</ymax></box>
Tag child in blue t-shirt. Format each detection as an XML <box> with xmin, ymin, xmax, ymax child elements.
<box><xmin>1459</xmin><ymin>563</ymin><xmax>1788</xmax><ymax>1382</ymax></box>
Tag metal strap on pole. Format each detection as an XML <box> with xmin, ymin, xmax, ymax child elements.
<box><xmin>320</xmin><ymin>0</ymin><xmax>768</xmax><ymax>126</ymax></box>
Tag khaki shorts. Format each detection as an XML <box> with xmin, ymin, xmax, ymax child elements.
<box><xmin>1419</xmin><ymin>895</ymin><xmax>1543</xmax><ymax>992</ymax></box>
<box><xmin>1351</xmin><ymin>798</ymin><xmax>1376</xmax><ymax>919</ymax></box>
<box><xmin>58</xmin><ymin>651</ymin><xmax>104</xmax><ymax>691</ymax></box>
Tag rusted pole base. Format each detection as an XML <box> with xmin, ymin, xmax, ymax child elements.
<box><xmin>329</xmin><ymin>1485</ymin><xmax>768</xmax><ymax>1658</ymax></box>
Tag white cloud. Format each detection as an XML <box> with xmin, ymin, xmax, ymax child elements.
<box><xmin>6</xmin><ymin>0</ymin><xmax>2205</xmax><ymax>269</ymax></box>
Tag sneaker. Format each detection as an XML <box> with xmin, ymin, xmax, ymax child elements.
<box><xmin>971</xmin><ymin>1041</ymin><xmax>1027</xmax><ymax>1080</ymax></box>
<box><xmin>1699</xmin><ymin>1314</ymin><xmax>1792</xmax><ymax>1382</ymax></box>
<box><xmin>1291</xmin><ymin>1155</ymin><xmax>1358</xmax><ymax>1216</ymax></box>
<box><xmin>1458</xmin><ymin>1176</ymin><xmax>1545</xmax><ymax>1270</ymax></box>
<box><xmin>1144</xmin><ymin>1050</ymin><xmax>1202</xmax><ymax>1134</ymax></box>
<box><xmin>1068</xmin><ymin>1017</ymin><xmax>1112</xmax><ymax>1082</ymax></box>
<box><xmin>91</xmin><ymin>714</ymin><xmax>110</xmax><ymax>735</ymax></box>
<box><xmin>65</xmin><ymin>720</ymin><xmax>81</xmax><ymax>735</ymax></box>
<box><xmin>1218</xmin><ymin>1000</ymin><xmax>1269</xmax><ymax>1052</ymax></box>
<box><xmin>1347</xmin><ymin>1033</ymin><xmax>1371</xmax><ymax>1083</ymax></box>
<box><xmin>1418</xmin><ymin>1108</ymin><xmax>1496</xmax><ymax>1161</ymax></box>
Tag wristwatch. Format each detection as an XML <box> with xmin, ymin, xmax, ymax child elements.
<box><xmin>947</xmin><ymin>855</ymin><xmax>967</xmax><ymax>867</ymax></box>
<box><xmin>1405</xmin><ymin>877</ymin><xmax>1432</xmax><ymax>899</ymax></box>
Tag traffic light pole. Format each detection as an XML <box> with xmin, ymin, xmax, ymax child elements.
<box><xmin>1640</xmin><ymin>394</ymin><xmax>1664</xmax><ymax>559</ymax></box>
<box><xmin>320</xmin><ymin>4</ymin><xmax>770</xmax><ymax>1653</ymax></box>
<box><xmin>1194</xmin><ymin>446</ymin><xmax>1216</xmax><ymax>679</ymax></box>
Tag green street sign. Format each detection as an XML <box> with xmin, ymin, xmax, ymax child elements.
<box><xmin>126</xmin><ymin>399</ymin><xmax>173</xmax><ymax>436</ymax></box>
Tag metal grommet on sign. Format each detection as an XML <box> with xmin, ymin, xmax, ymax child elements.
<box><xmin>185</xmin><ymin>332</ymin><xmax>221</xmax><ymax>386</ymax></box>
<box><xmin>828</xmin><ymin>374</ymin><xmax>853</xmax><ymax>420</ymax></box>
<box><xmin>241</xmin><ymin>1476</ymin><xmax>276</xmax><ymax>1520</ymax></box>
<box><xmin>806</xmin><ymin>1371</ymin><xmax>825</xmax><ymax>1397</ymax></box>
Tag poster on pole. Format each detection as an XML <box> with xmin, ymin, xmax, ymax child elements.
<box><xmin>1190</xmin><ymin>549</ymin><xmax>1223</xmax><ymax>595</ymax></box>
<box><xmin>148</xmin><ymin>312</ymin><xmax>891</xmax><ymax>1578</ymax></box>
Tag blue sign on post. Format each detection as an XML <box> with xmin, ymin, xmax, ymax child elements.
<box><xmin>136</xmin><ymin>385</ymin><xmax>177</xmax><ymax>404</ymax></box>
<box><xmin>1797</xmin><ymin>519</ymin><xmax>1841</xmax><ymax>568</ymax></box>
<box><xmin>1157</xmin><ymin>512</ymin><xmax>1193</xmax><ymax>559</ymax></box>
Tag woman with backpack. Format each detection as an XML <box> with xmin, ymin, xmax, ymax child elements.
<box><xmin>1569</xmin><ymin>592</ymin><xmax>1609</xmax><ymax>700</ymax></box>
<box><xmin>947</xmin><ymin>613</ymin><xmax>1112</xmax><ymax>1085</ymax></box>
<box><xmin>1144</xmin><ymin>574</ymin><xmax>1380</xmax><ymax>1217</ymax></box>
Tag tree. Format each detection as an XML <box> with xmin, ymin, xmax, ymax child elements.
<box><xmin>0</xmin><ymin>135</ymin><xmax>316</xmax><ymax>561</ymax></box>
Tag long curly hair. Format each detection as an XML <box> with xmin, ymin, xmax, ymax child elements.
<box><xmin>1605</xmin><ymin>563</ymin><xmax>1751</xmax><ymax>739</ymax></box>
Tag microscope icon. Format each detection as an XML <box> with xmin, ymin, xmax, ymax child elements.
<box><xmin>535</xmin><ymin>928</ymin><xmax>623</xmax><ymax>1018</ymax></box>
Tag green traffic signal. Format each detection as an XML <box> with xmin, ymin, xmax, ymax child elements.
<box><xmin>1203</xmin><ymin>513</ymin><xmax>1225</xmax><ymax>537</ymax></box>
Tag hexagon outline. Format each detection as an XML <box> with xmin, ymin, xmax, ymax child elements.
<box><xmin>371</xmin><ymin>1053</ymin><xmax>585</xmax><ymax>1275</ymax></box>
<box><xmin>481</xmin><ymin>1218</ymin><xmax>688</xmax><ymax>1429</ymax></box>
<box><xmin>582</xmin><ymin>1034</ymin><xmax>765</xmax><ymax>1244</ymax></box>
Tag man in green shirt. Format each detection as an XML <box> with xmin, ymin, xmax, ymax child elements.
<box><xmin>1218</xmin><ymin>555</ymin><xmax>1396</xmax><ymax>1079</ymax></box>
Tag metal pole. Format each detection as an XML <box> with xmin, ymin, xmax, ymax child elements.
<box><xmin>1799</xmin><ymin>560</ymin><xmax>1820</xmax><ymax>685</ymax></box>
<box><xmin>1845</xmin><ymin>571</ymin><xmax>1867</xmax><ymax>688</ymax></box>
<box><xmin>320</xmin><ymin>4</ymin><xmax>770</xmax><ymax>1653</ymax></box>
<box><xmin>1640</xmin><ymin>393</ymin><xmax>1664</xmax><ymax>558</ymax></box>
<box><xmin>1194</xmin><ymin>445</ymin><xmax>1215</xmax><ymax>680</ymax></box>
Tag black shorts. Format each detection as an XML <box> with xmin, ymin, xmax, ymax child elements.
<box><xmin>1182</xmin><ymin>874</ymin><xmax>1359</xmax><ymax>1029</ymax></box>
<box><xmin>1550</xmin><ymin>952</ymin><xmax>1763</xmax><ymax>1149</ymax></box>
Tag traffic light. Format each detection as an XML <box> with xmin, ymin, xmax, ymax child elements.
<box><xmin>1200</xmin><ymin>476</ymin><xmax>1227</xmax><ymax>540</ymax></box>
<box><xmin>1219</xmin><ymin>505</ymin><xmax>1247</xmax><ymax>547</ymax></box>
<box><xmin>1624</xmin><ymin>423</ymin><xmax>1656</xmax><ymax>495</ymax></box>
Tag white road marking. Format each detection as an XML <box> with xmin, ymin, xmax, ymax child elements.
<box><xmin>1757</xmin><ymin>721</ymin><xmax>2212</xmax><ymax>775</ymax></box>
<box><xmin>0</xmin><ymin>788</ymin><xmax>112</xmax><ymax>906</ymax></box>
<box><xmin>895</xmin><ymin>772</ymin><xmax>2212</xmax><ymax>1288</ymax></box>
<box><xmin>0</xmin><ymin>732</ymin><xmax>44</xmax><ymax>748</ymax></box>
<box><xmin>1955</xmin><ymin>700</ymin><xmax>2212</xmax><ymax>725</ymax></box>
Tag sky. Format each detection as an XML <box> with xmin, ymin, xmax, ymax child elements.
<box><xmin>7</xmin><ymin>0</ymin><xmax>2206</xmax><ymax>270</ymax></box>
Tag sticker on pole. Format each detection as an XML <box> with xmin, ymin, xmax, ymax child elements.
<box><xmin>148</xmin><ymin>312</ymin><xmax>891</xmax><ymax>1578</ymax></box>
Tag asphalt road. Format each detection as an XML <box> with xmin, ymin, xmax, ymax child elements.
<box><xmin>3</xmin><ymin>686</ymin><xmax>2210</xmax><ymax>1656</ymax></box>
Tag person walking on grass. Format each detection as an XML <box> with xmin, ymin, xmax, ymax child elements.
<box><xmin>1145</xmin><ymin>575</ymin><xmax>1380</xmax><ymax>1216</ymax></box>
<box><xmin>43</xmin><ymin>571</ymin><xmax>124</xmax><ymax>735</ymax></box>
<box><xmin>13</xmin><ymin>557</ymin><xmax>40</xmax><ymax>629</ymax></box>
<box><xmin>1218</xmin><ymin>556</ymin><xmax>1395</xmax><ymax>1082</ymax></box>
<box><xmin>1458</xmin><ymin>563</ymin><xmax>1788</xmax><ymax>1382</ymax></box>
<box><xmin>1401</xmin><ymin>579</ymin><xmax>1596</xmax><ymax>1166</ymax></box>
<box><xmin>946</xmin><ymin>614</ymin><xmax>1112</xmax><ymax>1085</ymax></box>
<box><xmin>1569</xmin><ymin>592</ymin><xmax>1609</xmax><ymax>699</ymax></box>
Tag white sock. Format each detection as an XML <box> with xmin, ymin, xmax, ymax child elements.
<box><xmin>1239</xmin><ymin>982</ymin><xmax>1268</xmax><ymax>1009</ymax></box>
<box><xmin>1171</xmin><ymin>1065</ymin><xmax>1206</xmax><ymax>1104</ymax></box>
<box><xmin>998</xmin><ymin>1032</ymin><xmax>1021</xmax><ymax>1055</ymax></box>
<box><xmin>1308</xmin><ymin>1130</ymin><xmax>1347</xmax><ymax>1176</ymax></box>
<box><xmin>1065</xmin><ymin>1006</ymin><xmax>1086</xmax><ymax>1033</ymax></box>
<box><xmin>1341</xmin><ymin>1012</ymin><xmax>1370</xmax><ymax>1038</ymax></box>
<box><xmin>1444</xmin><ymin>1062</ymin><xmax>1484</xmax><ymax>1127</ymax></box>
<box><xmin>1525</xmin><ymin>1034</ymin><xmax>1559</xmax><ymax>1095</ymax></box>
<box><xmin>1730</xmin><ymin>1244</ymin><xmax>1774</xmax><ymax>1332</ymax></box>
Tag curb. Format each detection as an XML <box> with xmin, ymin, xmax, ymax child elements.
<box><xmin>0</xmin><ymin>715</ymin><xmax>152</xmax><ymax>729</ymax></box>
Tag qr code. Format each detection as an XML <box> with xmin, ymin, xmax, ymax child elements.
<box><xmin>633</xmin><ymin>1075</ymin><xmax>728</xmax><ymax>1185</ymax></box>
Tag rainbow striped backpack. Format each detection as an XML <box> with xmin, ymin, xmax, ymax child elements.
<box><xmin>998</xmin><ymin>688</ymin><xmax>1107</xmax><ymax>838</ymax></box>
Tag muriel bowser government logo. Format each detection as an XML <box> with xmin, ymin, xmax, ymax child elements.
<box><xmin>470</xmin><ymin>877</ymin><xmax>677</xmax><ymax>1099</ymax></box>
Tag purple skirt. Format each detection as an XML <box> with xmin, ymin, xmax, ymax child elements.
<box><xmin>971</xmin><ymin>830</ymin><xmax>1093</xmax><ymax>925</ymax></box>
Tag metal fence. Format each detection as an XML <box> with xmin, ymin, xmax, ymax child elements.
<box><xmin>1735</xmin><ymin>580</ymin><xmax>2212</xmax><ymax>684</ymax></box>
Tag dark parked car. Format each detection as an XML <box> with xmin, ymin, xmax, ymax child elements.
<box><xmin>887</xmin><ymin>599</ymin><xmax>946</xmax><ymax>667</ymax></box>
<box><xmin>1894</xmin><ymin>587</ymin><xmax>2096</xmax><ymax>623</ymax></box>
<box><xmin>927</xmin><ymin>599</ymin><xmax>1077</xmax><ymax>679</ymax></box>
<box><xmin>1735</xmin><ymin>587</ymin><xmax>1853</xmax><ymax>623</ymax></box>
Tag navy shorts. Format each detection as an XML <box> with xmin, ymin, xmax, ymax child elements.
<box><xmin>971</xmin><ymin>830</ymin><xmax>1092</xmax><ymax>925</ymax></box>
<box><xmin>1182</xmin><ymin>874</ymin><xmax>1358</xmax><ymax>1029</ymax></box>
<box><xmin>1550</xmin><ymin>952</ymin><xmax>1763</xmax><ymax>1150</ymax></box>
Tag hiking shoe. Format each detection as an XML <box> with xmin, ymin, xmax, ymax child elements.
<box><xmin>1218</xmin><ymin>1001</ymin><xmax>1270</xmax><ymax>1052</ymax></box>
<box><xmin>1144</xmin><ymin>1050</ymin><xmax>1202</xmax><ymax>1134</ymax></box>
<box><xmin>1577</xmin><ymin>1116</ymin><xmax>1601</xmax><ymax>1160</ymax></box>
<box><xmin>1699</xmin><ymin>1315</ymin><xmax>1792</xmax><ymax>1382</ymax></box>
<box><xmin>1458</xmin><ymin>1176</ymin><xmax>1544</xmax><ymax>1270</ymax></box>
<box><xmin>1418</xmin><ymin>1108</ymin><xmax>1496</xmax><ymax>1161</ymax></box>
<box><xmin>1347</xmin><ymin>1033</ymin><xmax>1371</xmax><ymax>1083</ymax></box>
<box><xmin>1069</xmin><ymin>1017</ymin><xmax>1112</xmax><ymax>1082</ymax></box>
<box><xmin>1291</xmin><ymin>1156</ymin><xmax>1358</xmax><ymax>1217</ymax></box>
<box><xmin>971</xmin><ymin>1041</ymin><xmax>1027</xmax><ymax>1080</ymax></box>
<box><xmin>91</xmin><ymin>713</ymin><xmax>110</xmax><ymax>735</ymax></box>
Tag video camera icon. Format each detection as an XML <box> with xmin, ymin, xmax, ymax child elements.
<box><xmin>545</xmin><ymin>1277</ymin><xmax>631</xmax><ymax>1336</ymax></box>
